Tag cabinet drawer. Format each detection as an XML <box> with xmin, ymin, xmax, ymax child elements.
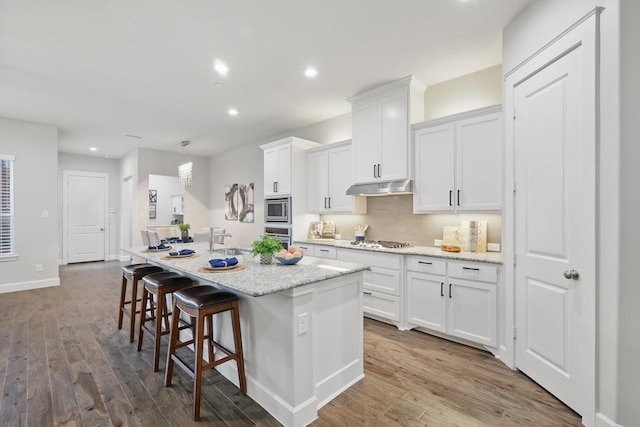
<box><xmin>406</xmin><ymin>256</ymin><xmax>446</xmax><ymax>275</ymax></box>
<box><xmin>363</xmin><ymin>267</ymin><xmax>401</xmax><ymax>296</ymax></box>
<box><xmin>448</xmin><ymin>262</ymin><xmax>497</xmax><ymax>283</ymax></box>
<box><xmin>337</xmin><ymin>249</ymin><xmax>402</xmax><ymax>270</ymax></box>
<box><xmin>362</xmin><ymin>290</ymin><xmax>400</xmax><ymax>322</ymax></box>
<box><xmin>295</xmin><ymin>244</ymin><xmax>315</xmax><ymax>257</ymax></box>
<box><xmin>314</xmin><ymin>246</ymin><xmax>337</xmax><ymax>259</ymax></box>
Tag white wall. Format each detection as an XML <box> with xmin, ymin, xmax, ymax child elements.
<box><xmin>503</xmin><ymin>1</ymin><xmax>639</xmax><ymax>425</ymax></box>
<box><xmin>0</xmin><ymin>118</ymin><xmax>59</xmax><ymax>293</ymax></box>
<box><xmin>57</xmin><ymin>152</ymin><xmax>121</xmax><ymax>261</ymax></box>
<box><xmin>616</xmin><ymin>1</ymin><xmax>640</xmax><ymax>424</ymax></box>
<box><xmin>423</xmin><ymin>64</ymin><xmax>502</xmax><ymax>120</ymax></box>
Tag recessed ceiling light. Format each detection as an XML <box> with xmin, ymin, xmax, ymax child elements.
<box><xmin>90</xmin><ymin>147</ymin><xmax>97</xmax><ymax>151</ymax></box>
<box><xmin>304</xmin><ymin>67</ymin><xmax>318</xmax><ymax>78</ymax></box>
<box><xmin>228</xmin><ymin>108</ymin><xmax>239</xmax><ymax>116</ymax></box>
<box><xmin>214</xmin><ymin>59</ymin><xmax>229</xmax><ymax>77</ymax></box>
<box><xmin>215</xmin><ymin>82</ymin><xmax>224</xmax><ymax>87</ymax></box>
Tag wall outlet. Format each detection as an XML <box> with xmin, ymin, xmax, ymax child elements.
<box><xmin>35</xmin><ymin>264</ymin><xmax>43</xmax><ymax>272</ymax></box>
<box><xmin>297</xmin><ymin>312</ymin><xmax>308</xmax><ymax>335</ymax></box>
<box><xmin>41</xmin><ymin>210</ymin><xmax>49</xmax><ymax>218</ymax></box>
<box><xmin>434</xmin><ymin>239</ymin><xmax>442</xmax><ymax>247</ymax></box>
<box><xmin>487</xmin><ymin>243</ymin><xmax>501</xmax><ymax>252</ymax></box>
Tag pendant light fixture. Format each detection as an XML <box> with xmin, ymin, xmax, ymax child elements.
<box><xmin>178</xmin><ymin>140</ymin><xmax>193</xmax><ymax>187</ymax></box>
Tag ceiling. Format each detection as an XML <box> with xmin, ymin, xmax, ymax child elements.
<box><xmin>0</xmin><ymin>0</ymin><xmax>531</xmax><ymax>159</ymax></box>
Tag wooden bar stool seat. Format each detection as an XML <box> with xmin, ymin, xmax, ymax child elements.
<box><xmin>138</xmin><ymin>272</ymin><xmax>194</xmax><ymax>371</ymax></box>
<box><xmin>118</xmin><ymin>263</ymin><xmax>164</xmax><ymax>343</ymax></box>
<box><xmin>164</xmin><ymin>285</ymin><xmax>247</xmax><ymax>421</ymax></box>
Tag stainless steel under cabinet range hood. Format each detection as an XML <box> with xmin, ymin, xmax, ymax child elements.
<box><xmin>346</xmin><ymin>179</ymin><xmax>413</xmax><ymax>196</ymax></box>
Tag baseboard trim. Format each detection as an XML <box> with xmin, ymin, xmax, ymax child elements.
<box><xmin>596</xmin><ymin>412</ymin><xmax>623</xmax><ymax>427</ymax></box>
<box><xmin>0</xmin><ymin>277</ymin><xmax>60</xmax><ymax>294</ymax></box>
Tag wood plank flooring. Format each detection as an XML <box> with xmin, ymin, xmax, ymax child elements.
<box><xmin>0</xmin><ymin>260</ymin><xmax>581</xmax><ymax>426</ymax></box>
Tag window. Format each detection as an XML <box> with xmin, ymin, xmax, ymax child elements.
<box><xmin>0</xmin><ymin>154</ymin><xmax>15</xmax><ymax>256</ymax></box>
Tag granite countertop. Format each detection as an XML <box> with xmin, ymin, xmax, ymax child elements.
<box><xmin>296</xmin><ymin>239</ymin><xmax>503</xmax><ymax>264</ymax></box>
<box><xmin>122</xmin><ymin>243</ymin><xmax>369</xmax><ymax>297</ymax></box>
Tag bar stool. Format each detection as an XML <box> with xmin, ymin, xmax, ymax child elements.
<box><xmin>164</xmin><ymin>285</ymin><xmax>247</xmax><ymax>421</ymax></box>
<box><xmin>138</xmin><ymin>272</ymin><xmax>194</xmax><ymax>371</ymax></box>
<box><xmin>118</xmin><ymin>263</ymin><xmax>164</xmax><ymax>342</ymax></box>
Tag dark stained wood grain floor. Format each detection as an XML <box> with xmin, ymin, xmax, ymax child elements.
<box><xmin>0</xmin><ymin>261</ymin><xmax>582</xmax><ymax>426</ymax></box>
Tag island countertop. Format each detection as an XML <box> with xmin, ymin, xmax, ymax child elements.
<box><xmin>122</xmin><ymin>243</ymin><xmax>369</xmax><ymax>297</ymax></box>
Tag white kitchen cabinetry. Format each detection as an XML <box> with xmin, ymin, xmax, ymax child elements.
<box><xmin>306</xmin><ymin>141</ymin><xmax>366</xmax><ymax>214</ymax></box>
<box><xmin>406</xmin><ymin>256</ymin><xmax>498</xmax><ymax>348</ymax></box>
<box><xmin>171</xmin><ymin>194</ymin><xmax>184</xmax><ymax>215</ymax></box>
<box><xmin>338</xmin><ymin>249</ymin><xmax>404</xmax><ymax>327</ymax></box>
<box><xmin>261</xmin><ymin>137</ymin><xmax>320</xmax><ymax>198</ymax></box>
<box><xmin>294</xmin><ymin>243</ymin><xmax>315</xmax><ymax>257</ymax></box>
<box><xmin>406</xmin><ymin>257</ymin><xmax>447</xmax><ymax>332</ymax></box>
<box><xmin>349</xmin><ymin>76</ymin><xmax>425</xmax><ymax>185</ymax></box>
<box><xmin>314</xmin><ymin>245</ymin><xmax>337</xmax><ymax>260</ymax></box>
<box><xmin>413</xmin><ymin>105</ymin><xmax>503</xmax><ymax>212</ymax></box>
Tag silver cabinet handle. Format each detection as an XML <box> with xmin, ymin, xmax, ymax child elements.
<box><xmin>564</xmin><ymin>269</ymin><xmax>580</xmax><ymax>280</ymax></box>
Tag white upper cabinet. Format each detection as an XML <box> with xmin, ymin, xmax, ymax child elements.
<box><xmin>349</xmin><ymin>76</ymin><xmax>425</xmax><ymax>185</ymax></box>
<box><xmin>263</xmin><ymin>142</ymin><xmax>292</xmax><ymax>197</ymax></box>
<box><xmin>306</xmin><ymin>141</ymin><xmax>366</xmax><ymax>213</ymax></box>
<box><xmin>261</xmin><ymin>137</ymin><xmax>319</xmax><ymax>198</ymax></box>
<box><xmin>413</xmin><ymin>105</ymin><xmax>503</xmax><ymax>213</ymax></box>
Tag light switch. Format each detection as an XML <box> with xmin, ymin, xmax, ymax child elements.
<box><xmin>41</xmin><ymin>210</ymin><xmax>49</xmax><ymax>218</ymax></box>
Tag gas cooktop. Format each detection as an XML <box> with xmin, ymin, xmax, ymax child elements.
<box><xmin>350</xmin><ymin>240</ymin><xmax>412</xmax><ymax>249</ymax></box>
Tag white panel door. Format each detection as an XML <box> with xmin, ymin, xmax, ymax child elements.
<box><xmin>513</xmin><ymin>21</ymin><xmax>596</xmax><ymax>416</ymax></box>
<box><xmin>66</xmin><ymin>173</ymin><xmax>106</xmax><ymax>263</ymax></box>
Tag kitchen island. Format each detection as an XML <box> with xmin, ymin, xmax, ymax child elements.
<box><xmin>123</xmin><ymin>243</ymin><xmax>368</xmax><ymax>427</ymax></box>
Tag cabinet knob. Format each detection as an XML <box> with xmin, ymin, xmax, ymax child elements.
<box><xmin>563</xmin><ymin>269</ymin><xmax>580</xmax><ymax>280</ymax></box>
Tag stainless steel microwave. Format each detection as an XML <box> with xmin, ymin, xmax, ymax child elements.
<box><xmin>265</xmin><ymin>197</ymin><xmax>291</xmax><ymax>223</ymax></box>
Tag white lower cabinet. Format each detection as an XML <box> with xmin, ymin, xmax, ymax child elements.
<box><xmin>406</xmin><ymin>256</ymin><xmax>498</xmax><ymax>348</ymax></box>
<box><xmin>447</xmin><ymin>278</ymin><xmax>497</xmax><ymax>347</ymax></box>
<box><xmin>338</xmin><ymin>248</ymin><xmax>403</xmax><ymax>327</ymax></box>
<box><xmin>314</xmin><ymin>246</ymin><xmax>337</xmax><ymax>259</ymax></box>
<box><xmin>406</xmin><ymin>271</ymin><xmax>447</xmax><ymax>333</ymax></box>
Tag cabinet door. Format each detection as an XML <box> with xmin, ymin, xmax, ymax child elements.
<box><xmin>362</xmin><ymin>290</ymin><xmax>400</xmax><ymax>322</ymax></box>
<box><xmin>264</xmin><ymin>144</ymin><xmax>292</xmax><ymax>196</ymax></box>
<box><xmin>378</xmin><ymin>91</ymin><xmax>409</xmax><ymax>181</ymax></box>
<box><xmin>456</xmin><ymin>112</ymin><xmax>502</xmax><ymax>210</ymax></box>
<box><xmin>263</xmin><ymin>147</ymin><xmax>279</xmax><ymax>196</ymax></box>
<box><xmin>275</xmin><ymin>144</ymin><xmax>292</xmax><ymax>195</ymax></box>
<box><xmin>306</xmin><ymin>150</ymin><xmax>328</xmax><ymax>212</ymax></box>
<box><xmin>413</xmin><ymin>123</ymin><xmax>455</xmax><ymax>212</ymax></box>
<box><xmin>406</xmin><ymin>272</ymin><xmax>447</xmax><ymax>332</ymax></box>
<box><xmin>447</xmin><ymin>278</ymin><xmax>497</xmax><ymax>347</ymax></box>
<box><xmin>327</xmin><ymin>144</ymin><xmax>353</xmax><ymax>212</ymax></box>
<box><xmin>352</xmin><ymin>102</ymin><xmax>380</xmax><ymax>184</ymax></box>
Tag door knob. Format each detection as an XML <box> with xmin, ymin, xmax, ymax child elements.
<box><xmin>563</xmin><ymin>269</ymin><xmax>579</xmax><ymax>280</ymax></box>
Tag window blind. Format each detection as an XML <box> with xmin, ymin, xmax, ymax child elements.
<box><xmin>0</xmin><ymin>155</ymin><xmax>15</xmax><ymax>255</ymax></box>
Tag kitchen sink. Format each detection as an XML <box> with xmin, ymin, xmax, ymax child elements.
<box><xmin>215</xmin><ymin>247</ymin><xmax>252</xmax><ymax>256</ymax></box>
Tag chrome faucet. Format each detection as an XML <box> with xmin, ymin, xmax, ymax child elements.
<box><xmin>209</xmin><ymin>227</ymin><xmax>232</xmax><ymax>255</ymax></box>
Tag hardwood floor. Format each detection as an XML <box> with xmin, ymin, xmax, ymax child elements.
<box><xmin>0</xmin><ymin>261</ymin><xmax>581</xmax><ymax>426</ymax></box>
